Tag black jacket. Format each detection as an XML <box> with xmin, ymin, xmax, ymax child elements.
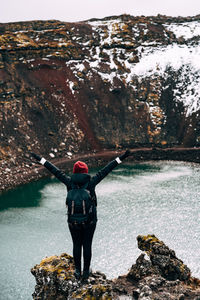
<box><xmin>43</xmin><ymin>158</ymin><xmax>120</xmax><ymax>222</ymax></box>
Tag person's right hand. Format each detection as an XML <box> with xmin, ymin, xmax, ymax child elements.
<box><xmin>31</xmin><ymin>152</ymin><xmax>41</xmax><ymax>161</ymax></box>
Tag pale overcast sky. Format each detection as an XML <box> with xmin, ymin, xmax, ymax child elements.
<box><xmin>1</xmin><ymin>0</ymin><xmax>200</xmax><ymax>23</ymax></box>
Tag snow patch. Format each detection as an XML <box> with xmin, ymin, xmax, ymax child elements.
<box><xmin>66</xmin><ymin>80</ymin><xmax>75</xmax><ymax>94</ymax></box>
<box><xmin>165</xmin><ymin>21</ymin><xmax>200</xmax><ymax>39</ymax></box>
<box><xmin>131</xmin><ymin>44</ymin><xmax>200</xmax><ymax>116</ymax></box>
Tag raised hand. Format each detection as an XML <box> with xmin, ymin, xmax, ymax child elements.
<box><xmin>119</xmin><ymin>150</ymin><xmax>131</xmax><ymax>161</ymax></box>
<box><xmin>30</xmin><ymin>152</ymin><xmax>41</xmax><ymax>161</ymax></box>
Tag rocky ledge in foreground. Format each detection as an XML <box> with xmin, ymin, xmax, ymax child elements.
<box><xmin>31</xmin><ymin>235</ymin><xmax>200</xmax><ymax>300</ymax></box>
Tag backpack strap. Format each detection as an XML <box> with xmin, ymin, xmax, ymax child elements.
<box><xmin>79</xmin><ymin>182</ymin><xmax>89</xmax><ymax>215</ymax></box>
<box><xmin>71</xmin><ymin>201</ymin><xmax>75</xmax><ymax>215</ymax></box>
<box><xmin>82</xmin><ymin>200</ymin><xmax>86</xmax><ymax>215</ymax></box>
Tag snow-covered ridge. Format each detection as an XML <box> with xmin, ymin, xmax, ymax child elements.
<box><xmin>85</xmin><ymin>18</ymin><xmax>200</xmax><ymax>116</ymax></box>
<box><xmin>165</xmin><ymin>21</ymin><xmax>200</xmax><ymax>39</ymax></box>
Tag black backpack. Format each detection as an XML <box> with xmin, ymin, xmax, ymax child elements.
<box><xmin>66</xmin><ymin>183</ymin><xmax>95</xmax><ymax>225</ymax></box>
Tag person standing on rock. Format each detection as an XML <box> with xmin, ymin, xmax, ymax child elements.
<box><xmin>31</xmin><ymin>150</ymin><xmax>131</xmax><ymax>280</ymax></box>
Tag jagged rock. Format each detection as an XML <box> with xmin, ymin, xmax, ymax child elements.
<box><xmin>31</xmin><ymin>235</ymin><xmax>200</xmax><ymax>299</ymax></box>
<box><xmin>31</xmin><ymin>253</ymin><xmax>113</xmax><ymax>299</ymax></box>
<box><xmin>127</xmin><ymin>253</ymin><xmax>160</xmax><ymax>281</ymax></box>
<box><xmin>136</xmin><ymin>234</ymin><xmax>191</xmax><ymax>281</ymax></box>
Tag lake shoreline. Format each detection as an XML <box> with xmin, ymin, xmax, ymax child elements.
<box><xmin>1</xmin><ymin>147</ymin><xmax>200</xmax><ymax>194</ymax></box>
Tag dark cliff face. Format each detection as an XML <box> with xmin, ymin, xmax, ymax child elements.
<box><xmin>0</xmin><ymin>15</ymin><xmax>200</xmax><ymax>175</ymax></box>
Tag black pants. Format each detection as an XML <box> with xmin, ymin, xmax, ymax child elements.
<box><xmin>69</xmin><ymin>223</ymin><xmax>96</xmax><ymax>273</ymax></box>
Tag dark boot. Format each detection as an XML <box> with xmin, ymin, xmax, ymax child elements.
<box><xmin>74</xmin><ymin>269</ymin><xmax>81</xmax><ymax>280</ymax></box>
<box><xmin>82</xmin><ymin>269</ymin><xmax>90</xmax><ymax>280</ymax></box>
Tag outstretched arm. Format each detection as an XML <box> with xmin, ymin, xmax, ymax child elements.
<box><xmin>31</xmin><ymin>153</ymin><xmax>70</xmax><ymax>186</ymax></box>
<box><xmin>90</xmin><ymin>150</ymin><xmax>131</xmax><ymax>186</ymax></box>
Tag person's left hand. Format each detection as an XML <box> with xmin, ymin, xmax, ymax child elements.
<box><xmin>30</xmin><ymin>152</ymin><xmax>41</xmax><ymax>161</ymax></box>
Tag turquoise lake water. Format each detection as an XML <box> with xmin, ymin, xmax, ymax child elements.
<box><xmin>0</xmin><ymin>161</ymin><xmax>200</xmax><ymax>299</ymax></box>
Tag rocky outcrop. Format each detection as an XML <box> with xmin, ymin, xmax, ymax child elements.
<box><xmin>128</xmin><ymin>235</ymin><xmax>191</xmax><ymax>282</ymax></box>
<box><xmin>1</xmin><ymin>15</ymin><xmax>200</xmax><ymax>192</ymax></box>
<box><xmin>31</xmin><ymin>253</ymin><xmax>113</xmax><ymax>299</ymax></box>
<box><xmin>31</xmin><ymin>235</ymin><xmax>200</xmax><ymax>299</ymax></box>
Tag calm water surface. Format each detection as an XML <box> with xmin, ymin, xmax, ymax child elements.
<box><xmin>0</xmin><ymin>161</ymin><xmax>200</xmax><ymax>299</ymax></box>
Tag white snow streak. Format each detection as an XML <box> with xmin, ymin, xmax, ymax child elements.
<box><xmin>165</xmin><ymin>21</ymin><xmax>200</xmax><ymax>39</ymax></box>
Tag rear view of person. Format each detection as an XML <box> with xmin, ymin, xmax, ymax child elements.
<box><xmin>31</xmin><ymin>150</ymin><xmax>130</xmax><ymax>280</ymax></box>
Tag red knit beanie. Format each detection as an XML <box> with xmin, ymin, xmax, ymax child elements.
<box><xmin>73</xmin><ymin>161</ymin><xmax>88</xmax><ymax>174</ymax></box>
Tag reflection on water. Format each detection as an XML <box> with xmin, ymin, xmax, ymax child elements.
<box><xmin>0</xmin><ymin>161</ymin><xmax>200</xmax><ymax>300</ymax></box>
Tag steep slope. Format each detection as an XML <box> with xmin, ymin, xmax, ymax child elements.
<box><xmin>0</xmin><ymin>15</ymin><xmax>200</xmax><ymax>191</ymax></box>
